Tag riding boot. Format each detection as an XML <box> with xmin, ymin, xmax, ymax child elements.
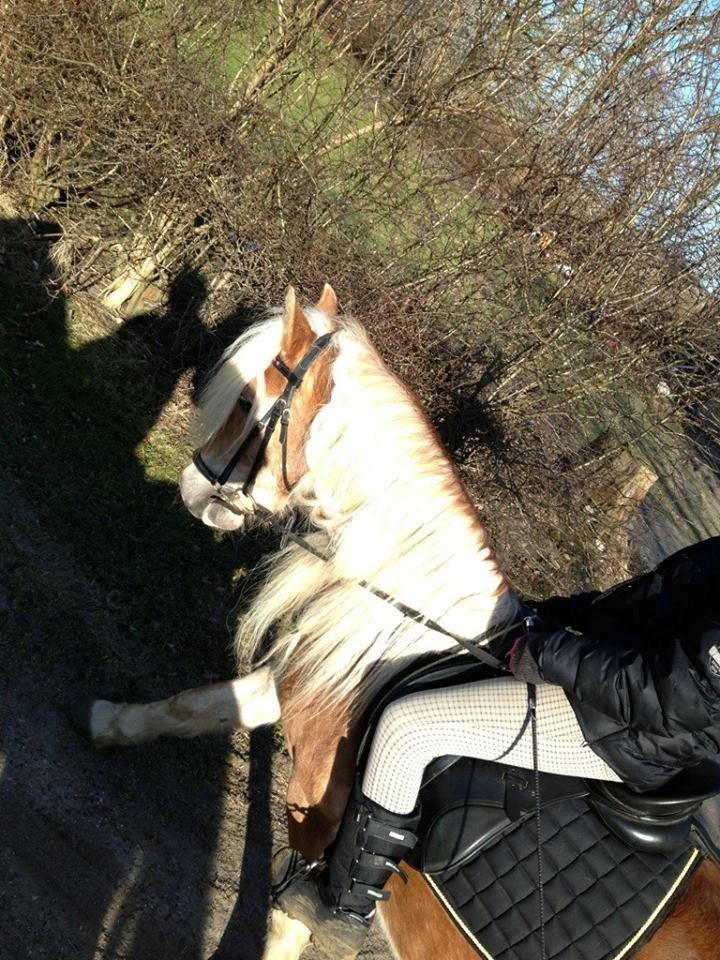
<box><xmin>274</xmin><ymin>779</ymin><xmax>420</xmax><ymax>959</ymax></box>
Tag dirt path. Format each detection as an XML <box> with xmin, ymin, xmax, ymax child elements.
<box><xmin>0</xmin><ymin>468</ymin><xmax>268</xmax><ymax>958</ymax></box>
<box><xmin>0</xmin><ymin>209</ymin><xmax>392</xmax><ymax>960</ymax></box>
<box><xmin>0</xmin><ymin>470</ymin><xmax>389</xmax><ymax>960</ymax></box>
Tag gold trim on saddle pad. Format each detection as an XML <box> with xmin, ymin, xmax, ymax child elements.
<box><xmin>425</xmin><ymin>874</ymin><xmax>496</xmax><ymax>960</ymax></box>
<box><xmin>425</xmin><ymin>847</ymin><xmax>700</xmax><ymax>960</ymax></box>
<box><xmin>610</xmin><ymin>847</ymin><xmax>699</xmax><ymax>959</ymax></box>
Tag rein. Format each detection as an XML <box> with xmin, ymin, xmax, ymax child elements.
<box><xmin>196</xmin><ymin>328</ymin><xmax>545</xmax><ymax>949</ymax></box>
<box><xmin>194</xmin><ymin>329</ymin><xmax>520</xmax><ymax>669</ymax></box>
<box><xmin>279</xmin><ymin>527</ymin><xmax>543</xmax><ymax>950</ymax></box>
<box><xmin>282</xmin><ymin>525</ymin><xmax>526</xmax><ymax>671</ymax></box>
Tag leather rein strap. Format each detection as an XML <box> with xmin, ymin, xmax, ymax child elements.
<box><xmin>195</xmin><ymin>328</ymin><xmax>545</xmax><ymax>945</ymax></box>
<box><xmin>282</xmin><ymin>526</ymin><xmax>518</xmax><ymax>672</ymax></box>
<box><xmin>193</xmin><ymin>333</ymin><xmax>334</xmax><ymax>497</ymax></box>
<box><xmin>281</xmin><ymin>531</ymin><xmax>543</xmax><ymax>941</ymax></box>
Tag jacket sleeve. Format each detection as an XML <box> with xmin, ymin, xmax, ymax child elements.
<box><xmin>525</xmin><ymin>617</ymin><xmax>720</xmax><ymax>741</ymax></box>
<box><xmin>532</xmin><ymin>591</ymin><xmax>601</xmax><ymax>632</ymax></box>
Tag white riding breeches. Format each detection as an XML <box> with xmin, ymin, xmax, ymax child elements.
<box><xmin>361</xmin><ymin>678</ymin><xmax>621</xmax><ymax>814</ymax></box>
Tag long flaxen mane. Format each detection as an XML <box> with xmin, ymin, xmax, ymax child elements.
<box><xmin>197</xmin><ymin>307</ymin><xmax>519</xmax><ymax>717</ymax></box>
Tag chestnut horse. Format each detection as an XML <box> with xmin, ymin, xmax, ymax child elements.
<box><xmin>86</xmin><ymin>285</ymin><xmax>720</xmax><ymax>960</ymax></box>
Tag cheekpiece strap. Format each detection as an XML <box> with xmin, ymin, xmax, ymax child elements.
<box><xmin>200</xmin><ymin>332</ymin><xmax>335</xmax><ymax>492</ymax></box>
<box><xmin>272</xmin><ymin>332</ymin><xmax>335</xmax><ymax>388</ymax></box>
<box><xmin>272</xmin><ymin>357</ymin><xmax>300</xmax><ymax>384</ymax></box>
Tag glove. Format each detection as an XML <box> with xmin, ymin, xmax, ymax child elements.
<box><xmin>507</xmin><ymin>633</ymin><xmax>545</xmax><ymax>684</ymax></box>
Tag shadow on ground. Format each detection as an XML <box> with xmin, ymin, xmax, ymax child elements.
<box><xmin>0</xmin><ymin>215</ymin><xmax>280</xmax><ymax>960</ymax></box>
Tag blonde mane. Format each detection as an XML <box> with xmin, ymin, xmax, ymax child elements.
<box><xmin>198</xmin><ymin>311</ymin><xmax>519</xmax><ymax>717</ymax></box>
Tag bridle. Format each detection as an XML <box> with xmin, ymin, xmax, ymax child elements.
<box><xmin>193</xmin><ymin>325</ymin><xmax>521</xmax><ymax>671</ymax></box>
<box><xmin>193</xmin><ymin>332</ymin><xmax>335</xmax><ymax>499</ymax></box>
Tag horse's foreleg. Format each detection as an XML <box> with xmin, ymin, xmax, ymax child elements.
<box><xmin>80</xmin><ymin>665</ymin><xmax>280</xmax><ymax>747</ymax></box>
<box><xmin>262</xmin><ymin>908</ymin><xmax>311</xmax><ymax>960</ymax></box>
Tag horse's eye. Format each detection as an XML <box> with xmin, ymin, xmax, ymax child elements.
<box><xmin>238</xmin><ymin>395</ymin><xmax>252</xmax><ymax>412</ymax></box>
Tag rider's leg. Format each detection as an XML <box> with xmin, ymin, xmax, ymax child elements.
<box><xmin>276</xmin><ymin>676</ymin><xmax>620</xmax><ymax>958</ymax></box>
<box><xmin>362</xmin><ymin>676</ymin><xmax>620</xmax><ymax>813</ymax></box>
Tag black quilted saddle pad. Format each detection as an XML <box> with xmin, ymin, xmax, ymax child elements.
<box><xmin>426</xmin><ymin>796</ymin><xmax>700</xmax><ymax>960</ymax></box>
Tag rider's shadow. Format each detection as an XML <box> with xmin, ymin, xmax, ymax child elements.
<box><xmin>0</xmin><ymin>215</ymin><xmax>274</xmax><ymax>960</ymax></box>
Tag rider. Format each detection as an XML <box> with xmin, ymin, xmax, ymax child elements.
<box><xmin>275</xmin><ymin>536</ymin><xmax>720</xmax><ymax>956</ymax></box>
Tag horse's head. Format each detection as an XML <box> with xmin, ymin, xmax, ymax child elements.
<box><xmin>180</xmin><ymin>284</ymin><xmax>338</xmax><ymax>530</ymax></box>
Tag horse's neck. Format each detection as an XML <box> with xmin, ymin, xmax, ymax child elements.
<box><xmin>279</xmin><ymin>345</ymin><xmax>518</xmax><ymax>857</ymax></box>
<box><xmin>309</xmin><ymin>345</ymin><xmax>516</xmax><ymax>640</ymax></box>
<box><xmin>330</xmin><ymin>496</ymin><xmax>512</xmax><ymax>639</ymax></box>
<box><xmin>239</xmin><ymin>337</ymin><xmax>519</xmax><ymax>734</ymax></box>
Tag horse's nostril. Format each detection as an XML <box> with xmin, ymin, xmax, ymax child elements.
<box><xmin>202</xmin><ymin>498</ymin><xmax>246</xmax><ymax>531</ymax></box>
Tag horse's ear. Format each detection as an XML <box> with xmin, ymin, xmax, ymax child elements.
<box><xmin>316</xmin><ymin>283</ymin><xmax>338</xmax><ymax>317</ymax></box>
<box><xmin>281</xmin><ymin>285</ymin><xmax>314</xmax><ymax>361</ymax></box>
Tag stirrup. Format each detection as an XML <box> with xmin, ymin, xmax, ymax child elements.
<box><xmin>273</xmin><ymin>850</ymin><xmax>375</xmax><ymax>960</ymax></box>
<box><xmin>271</xmin><ymin>848</ymin><xmax>323</xmax><ymax>902</ymax></box>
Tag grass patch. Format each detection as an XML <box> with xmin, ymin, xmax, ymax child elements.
<box><xmin>221</xmin><ymin>9</ymin><xmax>510</xmax><ymax>297</ymax></box>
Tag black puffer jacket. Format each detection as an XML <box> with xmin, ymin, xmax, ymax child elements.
<box><xmin>528</xmin><ymin>537</ymin><xmax>720</xmax><ymax>792</ymax></box>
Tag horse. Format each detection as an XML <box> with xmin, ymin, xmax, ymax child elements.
<box><xmin>83</xmin><ymin>284</ymin><xmax>720</xmax><ymax>960</ymax></box>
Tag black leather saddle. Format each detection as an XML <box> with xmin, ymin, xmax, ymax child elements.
<box><xmin>588</xmin><ymin>760</ymin><xmax>720</xmax><ymax>854</ymax></box>
<box><xmin>358</xmin><ymin>654</ymin><xmax>720</xmax><ymax>873</ymax></box>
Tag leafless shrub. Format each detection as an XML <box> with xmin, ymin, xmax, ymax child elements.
<box><xmin>1</xmin><ymin>0</ymin><xmax>718</xmax><ymax>594</ymax></box>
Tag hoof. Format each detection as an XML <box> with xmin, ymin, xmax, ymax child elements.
<box><xmin>275</xmin><ymin>861</ymin><xmax>369</xmax><ymax>959</ymax></box>
<box><xmin>69</xmin><ymin>696</ymin><xmax>97</xmax><ymax>742</ymax></box>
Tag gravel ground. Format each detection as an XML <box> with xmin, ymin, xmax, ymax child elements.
<box><xmin>0</xmin><ymin>208</ymin><xmax>392</xmax><ymax>960</ymax></box>
<box><xmin>0</xmin><ymin>469</ymin><xmax>391</xmax><ymax>960</ymax></box>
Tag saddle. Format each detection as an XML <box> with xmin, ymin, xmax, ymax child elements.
<box><xmin>360</xmin><ymin>654</ymin><xmax>720</xmax><ymax>960</ymax></box>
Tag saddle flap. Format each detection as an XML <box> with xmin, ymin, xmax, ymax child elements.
<box><xmin>421</xmin><ymin>805</ymin><xmax>509</xmax><ymax>874</ymax></box>
<box><xmin>409</xmin><ymin>756</ymin><xmax>588</xmax><ymax>875</ymax></box>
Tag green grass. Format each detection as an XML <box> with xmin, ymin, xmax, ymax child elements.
<box><xmin>220</xmin><ymin>7</ymin><xmax>510</xmax><ymax>300</ymax></box>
